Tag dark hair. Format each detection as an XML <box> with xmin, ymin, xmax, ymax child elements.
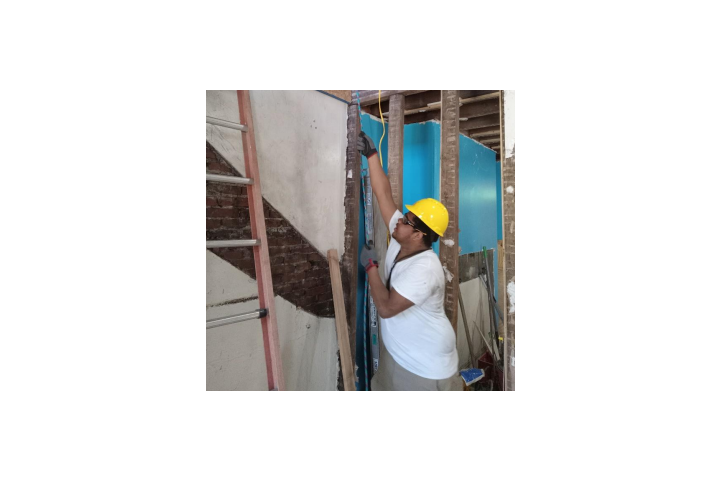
<box><xmin>412</xmin><ymin>216</ymin><xmax>440</xmax><ymax>248</ymax></box>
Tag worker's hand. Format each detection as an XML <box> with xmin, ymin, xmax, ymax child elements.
<box><xmin>360</xmin><ymin>244</ymin><xmax>379</xmax><ymax>272</ymax></box>
<box><xmin>357</xmin><ymin>131</ymin><xmax>378</xmax><ymax>158</ymax></box>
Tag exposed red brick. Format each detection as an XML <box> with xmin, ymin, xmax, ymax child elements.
<box><xmin>206</xmin><ymin>141</ymin><xmax>333</xmax><ymax>317</ymax></box>
<box><xmin>207</xmin><ymin>208</ymin><xmax>235</xmax><ymax>218</ymax></box>
<box><xmin>284</xmin><ymin>254</ymin><xmax>306</xmax><ymax>265</ymax></box>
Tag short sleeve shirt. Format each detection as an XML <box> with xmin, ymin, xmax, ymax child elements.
<box><xmin>379</xmin><ymin>210</ymin><xmax>459</xmax><ymax>379</ymax></box>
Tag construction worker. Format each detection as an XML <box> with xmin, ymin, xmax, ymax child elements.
<box><xmin>357</xmin><ymin>131</ymin><xmax>459</xmax><ymax>391</ymax></box>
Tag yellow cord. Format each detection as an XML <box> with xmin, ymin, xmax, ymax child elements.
<box><xmin>378</xmin><ymin>90</ymin><xmax>385</xmax><ymax>168</ymax></box>
<box><xmin>377</xmin><ymin>90</ymin><xmax>391</xmax><ymax>246</ymax></box>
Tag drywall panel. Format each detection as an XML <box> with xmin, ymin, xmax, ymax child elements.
<box><xmin>457</xmin><ymin>278</ymin><xmax>493</xmax><ymax>369</ymax></box>
<box><xmin>206</xmin><ymin>90</ymin><xmax>347</xmax><ymax>257</ymax></box>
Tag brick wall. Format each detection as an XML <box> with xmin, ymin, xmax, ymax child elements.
<box><xmin>502</xmin><ymin>145</ymin><xmax>515</xmax><ymax>391</ymax></box>
<box><xmin>439</xmin><ymin>90</ymin><xmax>460</xmax><ymax>333</ymax></box>
<box><xmin>206</xmin><ymin>142</ymin><xmax>334</xmax><ymax>317</ymax></box>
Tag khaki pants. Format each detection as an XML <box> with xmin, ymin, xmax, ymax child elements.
<box><xmin>371</xmin><ymin>337</ymin><xmax>458</xmax><ymax>391</ymax></box>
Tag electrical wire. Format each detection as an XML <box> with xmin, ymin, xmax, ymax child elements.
<box><xmin>376</xmin><ymin>90</ymin><xmax>392</xmax><ymax>246</ymax></box>
<box><xmin>377</xmin><ymin>90</ymin><xmax>385</xmax><ymax>168</ymax></box>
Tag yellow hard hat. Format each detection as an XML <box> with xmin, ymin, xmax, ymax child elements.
<box><xmin>405</xmin><ymin>198</ymin><xmax>449</xmax><ymax>237</ymax></box>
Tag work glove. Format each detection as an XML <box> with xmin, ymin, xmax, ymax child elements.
<box><xmin>357</xmin><ymin>131</ymin><xmax>377</xmax><ymax>158</ymax></box>
<box><xmin>360</xmin><ymin>243</ymin><xmax>379</xmax><ymax>272</ymax></box>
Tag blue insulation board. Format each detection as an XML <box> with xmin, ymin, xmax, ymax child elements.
<box><xmin>354</xmin><ymin>115</ymin><xmax>500</xmax><ymax>387</ymax></box>
<box><xmin>355</xmin><ymin>113</ymin><xmax>389</xmax><ymax>391</ymax></box>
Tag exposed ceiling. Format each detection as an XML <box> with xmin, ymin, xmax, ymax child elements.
<box><xmin>356</xmin><ymin>90</ymin><xmax>501</xmax><ymax>155</ymax></box>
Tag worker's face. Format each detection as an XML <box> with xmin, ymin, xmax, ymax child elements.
<box><xmin>393</xmin><ymin>212</ymin><xmax>424</xmax><ymax>244</ymax></box>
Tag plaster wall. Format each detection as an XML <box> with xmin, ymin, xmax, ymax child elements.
<box><xmin>206</xmin><ymin>90</ymin><xmax>348</xmax><ymax>257</ymax></box>
<box><xmin>206</xmin><ymin>251</ymin><xmax>338</xmax><ymax>391</ymax></box>
<box><xmin>457</xmin><ymin>278</ymin><xmax>493</xmax><ymax>369</ymax></box>
<box><xmin>206</xmin><ymin>91</ymin><xmax>348</xmax><ymax>391</ymax></box>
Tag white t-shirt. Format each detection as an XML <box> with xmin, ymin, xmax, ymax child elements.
<box><xmin>380</xmin><ymin>210</ymin><xmax>459</xmax><ymax>380</ymax></box>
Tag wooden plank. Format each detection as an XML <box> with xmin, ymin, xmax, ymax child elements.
<box><xmin>405</xmin><ymin>103</ymin><xmax>501</xmax><ymax>126</ymax></box>
<box><xmin>477</xmin><ymin>135</ymin><xmax>500</xmax><ymax>140</ymax></box>
<box><xmin>461</xmin><ymin>114</ymin><xmax>500</xmax><ymax>130</ymax></box>
<box><xmin>458</xmin><ymin>90</ymin><xmax>498</xmax><ymax>100</ymax></box>
<box><xmin>404</xmin><ymin>106</ymin><xmax>433</xmax><ymax>116</ymax></box>
<box><xmin>367</xmin><ymin>91</ymin><xmax>500</xmax><ymax>118</ymax></box>
<box><xmin>358</xmin><ymin>90</ymin><xmax>427</xmax><ymax>106</ymax></box>
<box><xmin>459</xmin><ymin>91</ymin><xmax>500</xmax><ymax>104</ymax></box>
<box><xmin>461</xmin><ymin>99</ymin><xmax>500</xmax><ymax>118</ymax></box>
<box><xmin>404</xmin><ymin>91</ymin><xmax>441</xmax><ymax>110</ymax></box>
<box><xmin>403</xmin><ymin>92</ymin><xmax>498</xmax><ymax>116</ymax></box>
<box><xmin>466</xmin><ymin>132</ymin><xmax>500</xmax><ymax>139</ymax></box>
<box><xmin>388</xmin><ymin>94</ymin><xmax>405</xmax><ymax>211</ymax></box>
<box><xmin>237</xmin><ymin>90</ymin><xmax>285</xmax><ymax>391</ymax></box>
<box><xmin>364</xmin><ymin>101</ymin><xmax>390</xmax><ymax>118</ymax></box>
<box><xmin>328</xmin><ymin>249</ymin><xmax>356</xmax><ymax>391</ymax></box>
<box><xmin>467</xmin><ymin>126</ymin><xmax>501</xmax><ymax>136</ymax></box>
<box><xmin>405</xmin><ymin>110</ymin><xmax>441</xmax><ymax>124</ymax></box>
<box><xmin>341</xmin><ymin>103</ymin><xmax>361</xmax><ymax>365</ymax></box>
<box><xmin>438</xmin><ymin>91</ymin><xmax>460</xmax><ymax>333</ymax></box>
<box><xmin>405</xmin><ymin>100</ymin><xmax>498</xmax><ymax>124</ymax></box>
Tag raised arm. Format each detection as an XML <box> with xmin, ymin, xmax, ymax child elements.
<box><xmin>357</xmin><ymin>131</ymin><xmax>398</xmax><ymax>228</ymax></box>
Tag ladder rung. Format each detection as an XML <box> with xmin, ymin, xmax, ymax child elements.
<box><xmin>206</xmin><ymin>173</ymin><xmax>254</xmax><ymax>185</ymax></box>
<box><xmin>206</xmin><ymin>308</ymin><xmax>268</xmax><ymax>329</ymax></box>
<box><xmin>206</xmin><ymin>116</ymin><xmax>248</xmax><ymax>132</ymax></box>
<box><xmin>207</xmin><ymin>239</ymin><xmax>260</xmax><ymax>248</ymax></box>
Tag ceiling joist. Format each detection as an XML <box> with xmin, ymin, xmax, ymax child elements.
<box><xmin>361</xmin><ymin>90</ymin><xmax>500</xmax><ymax>116</ymax></box>
<box><xmin>357</xmin><ymin>90</ymin><xmax>427</xmax><ymax>106</ymax></box>
<box><xmin>461</xmin><ymin>114</ymin><xmax>500</xmax><ymax>130</ymax></box>
<box><xmin>356</xmin><ymin>91</ymin><xmax>502</xmax><ymax>144</ymax></box>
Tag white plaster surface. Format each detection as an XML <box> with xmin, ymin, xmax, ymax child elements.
<box><xmin>507</xmin><ymin>279</ymin><xmax>515</xmax><ymax>314</ymax></box>
<box><xmin>458</xmin><ymin>278</ymin><xmax>494</xmax><ymax>369</ymax></box>
<box><xmin>206</xmin><ymin>90</ymin><xmax>348</xmax><ymax>256</ymax></box>
<box><xmin>206</xmin><ymin>250</ymin><xmax>258</xmax><ymax>305</ymax></box>
<box><xmin>503</xmin><ymin>90</ymin><xmax>515</xmax><ymax>156</ymax></box>
<box><xmin>206</xmin><ymin>251</ymin><xmax>338</xmax><ymax>390</ymax></box>
<box><xmin>442</xmin><ymin>265</ymin><xmax>454</xmax><ymax>283</ymax></box>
